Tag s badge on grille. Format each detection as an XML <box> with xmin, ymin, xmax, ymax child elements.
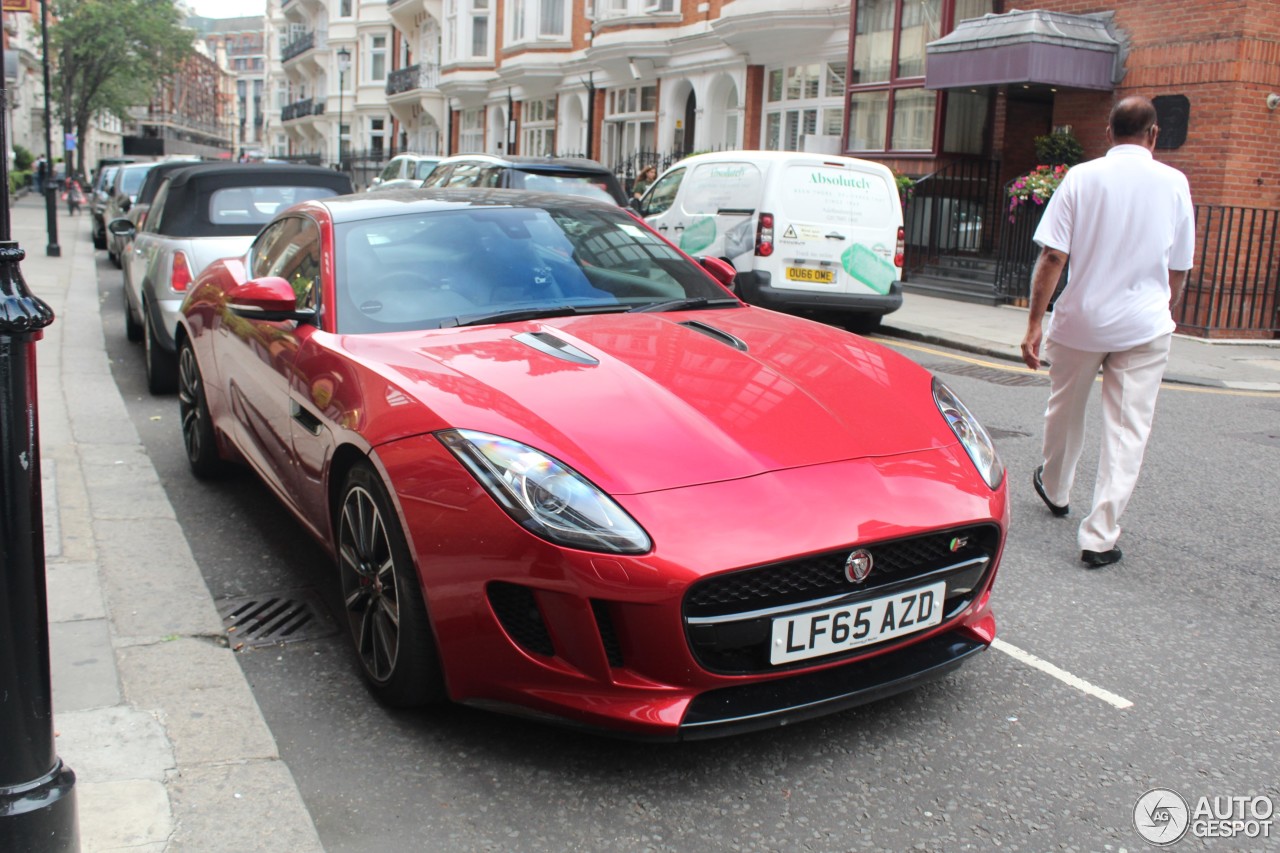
<box><xmin>844</xmin><ymin>549</ymin><xmax>873</xmax><ymax>584</ymax></box>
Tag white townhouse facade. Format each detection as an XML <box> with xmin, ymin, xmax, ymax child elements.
<box><xmin>268</xmin><ymin>0</ymin><xmax>855</xmax><ymax>174</ymax></box>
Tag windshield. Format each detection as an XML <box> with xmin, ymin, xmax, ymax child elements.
<box><xmin>121</xmin><ymin>167</ymin><xmax>152</xmax><ymax>196</ymax></box>
<box><xmin>510</xmin><ymin>171</ymin><xmax>617</xmax><ymax>204</ymax></box>
<box><xmin>334</xmin><ymin>204</ymin><xmax>734</xmax><ymax>334</ymax></box>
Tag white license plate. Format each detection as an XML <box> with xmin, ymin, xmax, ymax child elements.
<box><xmin>769</xmin><ymin>581</ymin><xmax>946</xmax><ymax>665</ymax></box>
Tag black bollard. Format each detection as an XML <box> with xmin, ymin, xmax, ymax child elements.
<box><xmin>0</xmin><ymin>244</ymin><xmax>78</xmax><ymax>850</ymax></box>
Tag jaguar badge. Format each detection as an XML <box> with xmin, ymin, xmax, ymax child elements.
<box><xmin>844</xmin><ymin>549</ymin><xmax>873</xmax><ymax>584</ymax></box>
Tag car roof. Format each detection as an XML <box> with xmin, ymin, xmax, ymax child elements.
<box><xmin>135</xmin><ymin>161</ymin><xmax>219</xmax><ymax>205</ymax></box>
<box><xmin>154</xmin><ymin>165</ymin><xmax>355</xmax><ymax>237</ymax></box>
<box><xmin>302</xmin><ymin>186</ymin><xmax>629</xmax><ymax>225</ymax></box>
<box><xmin>434</xmin><ymin>154</ymin><xmax>613</xmax><ymax>174</ymax></box>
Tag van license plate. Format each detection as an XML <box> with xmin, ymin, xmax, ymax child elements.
<box><xmin>769</xmin><ymin>581</ymin><xmax>946</xmax><ymax>665</ymax></box>
<box><xmin>786</xmin><ymin>266</ymin><xmax>834</xmax><ymax>284</ymax></box>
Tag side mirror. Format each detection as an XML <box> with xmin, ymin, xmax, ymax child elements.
<box><xmin>120</xmin><ymin>198</ymin><xmax>132</xmax><ymax>213</ymax></box>
<box><xmin>107</xmin><ymin>218</ymin><xmax>135</xmax><ymax>237</ymax></box>
<box><xmin>697</xmin><ymin>256</ymin><xmax>738</xmax><ymax>290</ymax></box>
<box><xmin>228</xmin><ymin>276</ymin><xmax>315</xmax><ymax>323</ymax></box>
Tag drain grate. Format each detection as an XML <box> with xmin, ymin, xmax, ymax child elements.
<box><xmin>928</xmin><ymin>362</ymin><xmax>1050</xmax><ymax>387</ymax></box>
<box><xmin>218</xmin><ymin>588</ymin><xmax>337</xmax><ymax>650</ymax></box>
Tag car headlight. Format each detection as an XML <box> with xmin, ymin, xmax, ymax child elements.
<box><xmin>437</xmin><ymin>429</ymin><xmax>652</xmax><ymax>554</ymax></box>
<box><xmin>932</xmin><ymin>378</ymin><xmax>1004</xmax><ymax>490</ymax></box>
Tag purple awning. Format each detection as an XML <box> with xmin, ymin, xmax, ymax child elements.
<box><xmin>926</xmin><ymin>10</ymin><xmax>1122</xmax><ymax>92</ymax></box>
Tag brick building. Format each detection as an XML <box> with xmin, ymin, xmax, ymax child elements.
<box><xmin>859</xmin><ymin>0</ymin><xmax>1279</xmax><ymax>335</ymax></box>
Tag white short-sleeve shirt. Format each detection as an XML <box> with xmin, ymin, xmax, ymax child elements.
<box><xmin>1033</xmin><ymin>144</ymin><xmax>1195</xmax><ymax>352</ymax></box>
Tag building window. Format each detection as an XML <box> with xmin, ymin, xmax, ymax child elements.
<box><xmin>507</xmin><ymin>0</ymin><xmax>568</xmax><ymax>43</ymax></box>
<box><xmin>594</xmin><ymin>0</ymin><xmax>675</xmax><ymax>18</ymax></box>
<box><xmin>763</xmin><ymin>62</ymin><xmax>845</xmax><ymax>152</ymax></box>
<box><xmin>460</xmin><ymin>107</ymin><xmax>485</xmax><ymax>152</ymax></box>
<box><xmin>521</xmin><ymin>97</ymin><xmax>556</xmax><ymax>155</ymax></box>
<box><xmin>603</xmin><ymin>84</ymin><xmax>655</xmax><ymax>168</ymax></box>
<box><xmin>445</xmin><ymin>0</ymin><xmax>493</xmax><ymax>62</ymax></box>
<box><xmin>339</xmin><ymin>0</ymin><xmax>352</xmax><ymax>16</ymax></box>
<box><xmin>370</xmin><ymin>35</ymin><xmax>388</xmax><ymax>81</ymax></box>
<box><xmin>846</xmin><ymin>0</ymin><xmax>992</xmax><ymax>153</ymax></box>
<box><xmin>371</xmin><ymin>118</ymin><xmax>386</xmax><ymax>157</ymax></box>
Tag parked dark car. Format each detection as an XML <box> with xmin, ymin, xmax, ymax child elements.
<box><xmin>91</xmin><ymin>165</ymin><xmax>124</xmax><ymax>250</ymax></box>
<box><xmin>103</xmin><ymin>162</ymin><xmax>158</xmax><ymax>266</ymax></box>
<box><xmin>420</xmin><ymin>154</ymin><xmax>628</xmax><ymax>205</ymax></box>
<box><xmin>110</xmin><ymin>163</ymin><xmax>353</xmax><ymax>393</ymax></box>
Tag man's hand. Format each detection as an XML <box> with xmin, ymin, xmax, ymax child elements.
<box><xmin>1021</xmin><ymin>322</ymin><xmax>1043</xmax><ymax>370</ymax></box>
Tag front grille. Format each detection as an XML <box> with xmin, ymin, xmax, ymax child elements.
<box><xmin>684</xmin><ymin>525</ymin><xmax>999</xmax><ymax>674</ymax></box>
<box><xmin>488</xmin><ymin>582</ymin><xmax>555</xmax><ymax>657</ymax></box>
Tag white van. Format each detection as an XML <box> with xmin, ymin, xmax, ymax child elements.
<box><xmin>637</xmin><ymin>151</ymin><xmax>904</xmax><ymax>331</ymax></box>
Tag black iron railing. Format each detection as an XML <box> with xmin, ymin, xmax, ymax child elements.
<box><xmin>282</xmin><ymin>31</ymin><xmax>315</xmax><ymax>63</ymax></box>
<box><xmin>902</xmin><ymin>158</ymin><xmax>1001</xmax><ymax>276</ymax></box>
<box><xmin>1179</xmin><ymin>205</ymin><xmax>1279</xmax><ymax>337</ymax></box>
<box><xmin>995</xmin><ymin>199</ymin><xmax>1279</xmax><ymax>337</ymax></box>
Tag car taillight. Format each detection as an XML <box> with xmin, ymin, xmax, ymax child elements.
<box><xmin>894</xmin><ymin>226</ymin><xmax>905</xmax><ymax>268</ymax></box>
<box><xmin>755</xmin><ymin>212</ymin><xmax>774</xmax><ymax>257</ymax></box>
<box><xmin>170</xmin><ymin>251</ymin><xmax>192</xmax><ymax>293</ymax></box>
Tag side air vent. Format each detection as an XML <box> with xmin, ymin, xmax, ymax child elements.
<box><xmin>679</xmin><ymin>320</ymin><xmax>748</xmax><ymax>351</ymax></box>
<box><xmin>488</xmin><ymin>582</ymin><xmax>556</xmax><ymax>656</ymax></box>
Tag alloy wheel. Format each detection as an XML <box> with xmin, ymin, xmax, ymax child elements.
<box><xmin>338</xmin><ymin>485</ymin><xmax>402</xmax><ymax>683</ymax></box>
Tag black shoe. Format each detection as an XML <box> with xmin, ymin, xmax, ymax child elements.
<box><xmin>1033</xmin><ymin>466</ymin><xmax>1069</xmax><ymax>517</ymax></box>
<box><xmin>1081</xmin><ymin>548</ymin><xmax>1122</xmax><ymax>568</ymax></box>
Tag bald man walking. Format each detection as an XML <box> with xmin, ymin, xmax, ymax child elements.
<box><xmin>1021</xmin><ymin>96</ymin><xmax>1195</xmax><ymax>568</ymax></box>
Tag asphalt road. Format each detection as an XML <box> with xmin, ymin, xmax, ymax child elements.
<box><xmin>96</xmin><ymin>251</ymin><xmax>1280</xmax><ymax>853</ymax></box>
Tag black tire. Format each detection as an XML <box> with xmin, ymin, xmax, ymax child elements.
<box><xmin>144</xmin><ymin>310</ymin><xmax>178</xmax><ymax>394</ymax></box>
<box><xmin>124</xmin><ymin>287</ymin><xmax>143</xmax><ymax>343</ymax></box>
<box><xmin>108</xmin><ymin>247</ymin><xmax>121</xmax><ymax>268</ymax></box>
<box><xmin>177</xmin><ymin>340</ymin><xmax>223</xmax><ymax>479</ymax></box>
<box><xmin>336</xmin><ymin>464</ymin><xmax>445</xmax><ymax>708</ymax></box>
<box><xmin>93</xmin><ymin>222</ymin><xmax>106</xmax><ymax>250</ymax></box>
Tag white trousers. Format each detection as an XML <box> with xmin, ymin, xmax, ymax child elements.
<box><xmin>1039</xmin><ymin>333</ymin><xmax>1172</xmax><ymax>552</ymax></box>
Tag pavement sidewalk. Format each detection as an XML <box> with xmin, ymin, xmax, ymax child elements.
<box><xmin>9</xmin><ymin>190</ymin><xmax>1277</xmax><ymax>852</ymax></box>
<box><xmin>11</xmin><ymin>194</ymin><xmax>322</xmax><ymax>853</ymax></box>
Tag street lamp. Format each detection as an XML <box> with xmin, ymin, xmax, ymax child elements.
<box><xmin>336</xmin><ymin>46</ymin><xmax>351</xmax><ymax>168</ymax></box>
<box><xmin>40</xmin><ymin>0</ymin><xmax>60</xmax><ymax>257</ymax></box>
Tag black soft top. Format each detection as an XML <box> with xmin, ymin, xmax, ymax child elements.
<box><xmin>154</xmin><ymin>164</ymin><xmax>354</xmax><ymax>237</ymax></box>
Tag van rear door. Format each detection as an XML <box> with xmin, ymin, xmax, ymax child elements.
<box><xmin>769</xmin><ymin>162</ymin><xmax>900</xmax><ymax>297</ymax></box>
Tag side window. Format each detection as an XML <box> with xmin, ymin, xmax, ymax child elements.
<box><xmin>250</xmin><ymin>217</ymin><xmax>323</xmax><ymax>310</ymax></box>
<box><xmin>640</xmin><ymin>168</ymin><xmax>684</xmax><ymax>216</ymax></box>
<box><xmin>145</xmin><ymin>182</ymin><xmax>172</xmax><ymax>234</ymax></box>
<box><xmin>415</xmin><ymin>160</ymin><xmax>438</xmax><ymax>180</ymax></box>
<box><xmin>421</xmin><ymin>165</ymin><xmax>452</xmax><ymax>188</ymax></box>
<box><xmin>445</xmin><ymin>162</ymin><xmax>482</xmax><ymax>186</ymax></box>
<box><xmin>379</xmin><ymin>158</ymin><xmax>402</xmax><ymax>182</ymax></box>
<box><xmin>478</xmin><ymin>166</ymin><xmax>504</xmax><ymax>188</ymax></box>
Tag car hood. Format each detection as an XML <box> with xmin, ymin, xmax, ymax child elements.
<box><xmin>342</xmin><ymin>308</ymin><xmax>956</xmax><ymax>495</ymax></box>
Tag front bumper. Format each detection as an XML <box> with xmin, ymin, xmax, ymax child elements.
<box><xmin>377</xmin><ymin>437</ymin><xmax>1008</xmax><ymax>739</ymax></box>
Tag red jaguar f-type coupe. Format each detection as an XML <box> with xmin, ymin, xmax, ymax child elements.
<box><xmin>176</xmin><ymin>188</ymin><xmax>1008</xmax><ymax>739</ymax></box>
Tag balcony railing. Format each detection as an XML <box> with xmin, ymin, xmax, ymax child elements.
<box><xmin>282</xmin><ymin>98</ymin><xmax>315</xmax><ymax>122</ymax></box>
<box><xmin>282</xmin><ymin>31</ymin><xmax>315</xmax><ymax>63</ymax></box>
<box><xmin>386</xmin><ymin>63</ymin><xmax>440</xmax><ymax>96</ymax></box>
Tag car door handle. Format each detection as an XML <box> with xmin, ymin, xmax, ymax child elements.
<box><xmin>673</xmin><ymin>225</ymin><xmax>685</xmax><ymax>231</ymax></box>
<box><xmin>825</xmin><ymin>233</ymin><xmax>847</xmax><ymax>240</ymax></box>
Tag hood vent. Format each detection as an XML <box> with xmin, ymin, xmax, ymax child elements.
<box><xmin>513</xmin><ymin>331</ymin><xmax>599</xmax><ymax>365</ymax></box>
<box><xmin>679</xmin><ymin>320</ymin><xmax>748</xmax><ymax>352</ymax></box>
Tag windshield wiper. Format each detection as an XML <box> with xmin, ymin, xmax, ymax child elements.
<box><xmin>447</xmin><ymin>304</ymin><xmax>627</xmax><ymax>328</ymax></box>
<box><xmin>628</xmin><ymin>296</ymin><xmax>741</xmax><ymax>313</ymax></box>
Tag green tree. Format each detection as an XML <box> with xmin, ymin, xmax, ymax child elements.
<box><xmin>49</xmin><ymin>0</ymin><xmax>193</xmax><ymax>177</ymax></box>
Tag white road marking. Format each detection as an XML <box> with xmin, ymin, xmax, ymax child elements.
<box><xmin>992</xmin><ymin>638</ymin><xmax>1134</xmax><ymax>710</ymax></box>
